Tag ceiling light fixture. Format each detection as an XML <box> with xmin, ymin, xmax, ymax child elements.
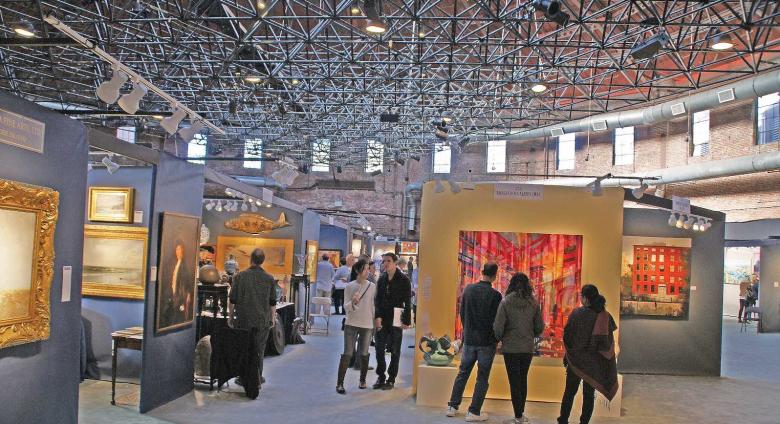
<box><xmin>13</xmin><ymin>20</ymin><xmax>36</xmax><ymax>38</ymax></box>
<box><xmin>244</xmin><ymin>75</ymin><xmax>262</xmax><ymax>83</ymax></box>
<box><xmin>117</xmin><ymin>81</ymin><xmax>147</xmax><ymax>114</ymax></box>
<box><xmin>711</xmin><ymin>32</ymin><xmax>734</xmax><ymax>50</ymax></box>
<box><xmin>161</xmin><ymin>106</ymin><xmax>187</xmax><ymax>134</ymax></box>
<box><xmin>629</xmin><ymin>31</ymin><xmax>671</xmax><ymax>61</ymax></box>
<box><xmin>434</xmin><ymin>178</ymin><xmax>445</xmax><ymax>193</ymax></box>
<box><xmin>668</xmin><ymin>212</ymin><xmax>677</xmax><ymax>226</ymax></box>
<box><xmin>532</xmin><ymin>0</ymin><xmax>569</xmax><ymax>27</ymax></box>
<box><xmin>96</xmin><ymin>67</ymin><xmax>129</xmax><ymax>104</ymax></box>
<box><xmin>531</xmin><ymin>83</ymin><xmax>548</xmax><ymax>93</ymax></box>
<box><xmin>178</xmin><ymin>119</ymin><xmax>204</xmax><ymax>143</ymax></box>
<box><xmin>365</xmin><ymin>19</ymin><xmax>386</xmax><ymax>33</ymax></box>
<box><xmin>101</xmin><ymin>154</ymin><xmax>120</xmax><ymax>174</ymax></box>
<box><xmin>292</xmin><ymin>79</ymin><xmax>300</xmax><ymax>85</ymax></box>
<box><xmin>215</xmin><ymin>201</ymin><xmax>223</xmax><ymax>212</ymax></box>
<box><xmin>363</xmin><ymin>0</ymin><xmax>386</xmax><ymax>33</ymax></box>
<box><xmin>256</xmin><ymin>1</ymin><xmax>267</xmax><ymax>10</ymax></box>
<box><xmin>631</xmin><ymin>180</ymin><xmax>649</xmax><ymax>199</ymax></box>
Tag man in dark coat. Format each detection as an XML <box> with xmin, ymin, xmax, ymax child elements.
<box><xmin>160</xmin><ymin>241</ymin><xmax>194</xmax><ymax>329</ymax></box>
<box><xmin>373</xmin><ymin>252</ymin><xmax>412</xmax><ymax>390</ymax></box>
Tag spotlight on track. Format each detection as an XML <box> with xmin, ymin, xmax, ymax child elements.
<box><xmin>96</xmin><ymin>67</ymin><xmax>129</xmax><ymax>104</ymax></box>
<box><xmin>256</xmin><ymin>1</ymin><xmax>267</xmax><ymax>10</ymax></box>
<box><xmin>161</xmin><ymin>106</ymin><xmax>187</xmax><ymax>134</ymax></box>
<box><xmin>449</xmin><ymin>180</ymin><xmax>461</xmax><ymax>194</ymax></box>
<box><xmin>668</xmin><ymin>212</ymin><xmax>677</xmax><ymax>227</ymax></box>
<box><xmin>363</xmin><ymin>0</ymin><xmax>387</xmax><ymax>33</ymax></box>
<box><xmin>532</xmin><ymin>0</ymin><xmax>569</xmax><ymax>27</ymax></box>
<box><xmin>434</xmin><ymin>178</ymin><xmax>445</xmax><ymax>193</ymax></box>
<box><xmin>631</xmin><ymin>180</ymin><xmax>649</xmax><ymax>199</ymax></box>
<box><xmin>101</xmin><ymin>154</ymin><xmax>120</xmax><ymax>175</ymax></box>
<box><xmin>629</xmin><ymin>32</ymin><xmax>671</xmax><ymax>61</ymax></box>
<box><xmin>586</xmin><ymin>174</ymin><xmax>610</xmax><ymax>197</ymax></box>
<box><xmin>13</xmin><ymin>19</ymin><xmax>36</xmax><ymax>38</ymax></box>
<box><xmin>178</xmin><ymin>119</ymin><xmax>204</xmax><ymax>143</ymax></box>
<box><xmin>117</xmin><ymin>82</ymin><xmax>147</xmax><ymax>114</ymax></box>
<box><xmin>711</xmin><ymin>32</ymin><xmax>734</xmax><ymax>51</ymax></box>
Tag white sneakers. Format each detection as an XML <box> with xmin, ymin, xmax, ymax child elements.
<box><xmin>514</xmin><ymin>415</ymin><xmax>531</xmax><ymax>424</ymax></box>
<box><xmin>446</xmin><ymin>406</ymin><xmax>458</xmax><ymax>417</ymax></box>
<box><xmin>465</xmin><ymin>412</ymin><xmax>489</xmax><ymax>422</ymax></box>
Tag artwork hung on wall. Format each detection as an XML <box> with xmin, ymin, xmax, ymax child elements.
<box><xmin>372</xmin><ymin>240</ymin><xmax>397</xmax><ymax>260</ymax></box>
<box><xmin>82</xmin><ymin>225</ymin><xmax>148</xmax><ymax>300</ymax></box>
<box><xmin>724</xmin><ymin>247</ymin><xmax>760</xmax><ymax>286</ymax></box>
<box><xmin>399</xmin><ymin>241</ymin><xmax>419</xmax><ymax>255</ymax></box>
<box><xmin>351</xmin><ymin>238</ymin><xmax>363</xmax><ymax>256</ymax></box>
<box><xmin>620</xmin><ymin>236</ymin><xmax>691</xmax><ymax>319</ymax></box>
<box><xmin>457</xmin><ymin>231</ymin><xmax>583</xmax><ymax>358</ymax></box>
<box><xmin>216</xmin><ymin>236</ymin><xmax>294</xmax><ymax>278</ymax></box>
<box><xmin>305</xmin><ymin>240</ymin><xmax>319</xmax><ymax>280</ymax></box>
<box><xmin>155</xmin><ymin>212</ymin><xmax>200</xmax><ymax>334</ymax></box>
<box><xmin>0</xmin><ymin>178</ymin><xmax>58</xmax><ymax>349</ymax></box>
<box><xmin>319</xmin><ymin>249</ymin><xmax>342</xmax><ymax>268</ymax></box>
<box><xmin>224</xmin><ymin>212</ymin><xmax>291</xmax><ymax>234</ymax></box>
<box><xmin>88</xmin><ymin>187</ymin><xmax>134</xmax><ymax>223</ymax></box>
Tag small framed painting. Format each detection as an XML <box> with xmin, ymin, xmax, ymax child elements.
<box><xmin>82</xmin><ymin>225</ymin><xmax>148</xmax><ymax>300</ymax></box>
<box><xmin>88</xmin><ymin>187</ymin><xmax>134</xmax><ymax>223</ymax></box>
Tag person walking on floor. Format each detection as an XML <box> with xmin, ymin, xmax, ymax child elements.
<box><xmin>493</xmin><ymin>272</ymin><xmax>544</xmax><ymax>424</ymax></box>
<box><xmin>557</xmin><ymin>284</ymin><xmax>619</xmax><ymax>424</ymax></box>
<box><xmin>373</xmin><ymin>252</ymin><xmax>412</xmax><ymax>390</ymax></box>
<box><xmin>336</xmin><ymin>259</ymin><xmax>376</xmax><ymax>394</ymax></box>
<box><xmin>228</xmin><ymin>249</ymin><xmax>277</xmax><ymax>389</ymax></box>
<box><xmin>333</xmin><ymin>258</ymin><xmax>350</xmax><ymax>315</ymax></box>
<box><xmin>314</xmin><ymin>254</ymin><xmax>335</xmax><ymax>313</ymax></box>
<box><xmin>446</xmin><ymin>263</ymin><xmax>502</xmax><ymax>422</ymax></box>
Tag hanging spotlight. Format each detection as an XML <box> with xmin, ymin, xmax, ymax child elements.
<box><xmin>363</xmin><ymin>0</ymin><xmax>386</xmax><ymax>33</ymax></box>
<box><xmin>631</xmin><ymin>180</ymin><xmax>649</xmax><ymax>199</ymax></box>
<box><xmin>205</xmin><ymin>201</ymin><xmax>215</xmax><ymax>211</ymax></box>
<box><xmin>668</xmin><ymin>212</ymin><xmax>677</xmax><ymax>227</ymax></box>
<box><xmin>241</xmin><ymin>202</ymin><xmax>248</xmax><ymax>212</ymax></box>
<box><xmin>683</xmin><ymin>215</ymin><xmax>694</xmax><ymax>230</ymax></box>
<box><xmin>450</xmin><ymin>180</ymin><xmax>461</xmax><ymax>194</ymax></box>
<box><xmin>244</xmin><ymin>75</ymin><xmax>262</xmax><ymax>83</ymax></box>
<box><xmin>251</xmin><ymin>203</ymin><xmax>258</xmax><ymax>212</ymax></box>
<box><xmin>531</xmin><ymin>83</ymin><xmax>547</xmax><ymax>93</ymax></box>
<box><xmin>532</xmin><ymin>0</ymin><xmax>569</xmax><ymax>26</ymax></box>
<box><xmin>365</xmin><ymin>19</ymin><xmax>386</xmax><ymax>33</ymax></box>
<box><xmin>101</xmin><ymin>154</ymin><xmax>120</xmax><ymax>174</ymax></box>
<box><xmin>117</xmin><ymin>81</ymin><xmax>147</xmax><ymax>114</ymax></box>
<box><xmin>215</xmin><ymin>201</ymin><xmax>223</xmax><ymax>212</ymax></box>
<box><xmin>13</xmin><ymin>20</ymin><xmax>36</xmax><ymax>38</ymax></box>
<box><xmin>351</xmin><ymin>1</ymin><xmax>361</xmax><ymax>15</ymax></box>
<box><xmin>291</xmin><ymin>79</ymin><xmax>300</xmax><ymax>85</ymax></box>
<box><xmin>256</xmin><ymin>0</ymin><xmax>267</xmax><ymax>10</ymax></box>
<box><xmin>96</xmin><ymin>67</ymin><xmax>129</xmax><ymax>104</ymax></box>
<box><xmin>225</xmin><ymin>188</ymin><xmax>234</xmax><ymax>196</ymax></box>
<box><xmin>591</xmin><ymin>179</ymin><xmax>603</xmax><ymax>196</ymax></box>
<box><xmin>629</xmin><ymin>32</ymin><xmax>671</xmax><ymax>61</ymax></box>
<box><xmin>161</xmin><ymin>106</ymin><xmax>187</xmax><ymax>134</ymax></box>
<box><xmin>711</xmin><ymin>32</ymin><xmax>734</xmax><ymax>51</ymax></box>
<box><xmin>675</xmin><ymin>214</ymin><xmax>685</xmax><ymax>228</ymax></box>
<box><xmin>178</xmin><ymin>119</ymin><xmax>204</xmax><ymax>143</ymax></box>
<box><xmin>692</xmin><ymin>218</ymin><xmax>701</xmax><ymax>232</ymax></box>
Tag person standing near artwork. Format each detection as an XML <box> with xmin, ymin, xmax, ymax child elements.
<box><xmin>224</xmin><ymin>254</ymin><xmax>239</xmax><ymax>276</ymax></box>
<box><xmin>446</xmin><ymin>263</ymin><xmax>502</xmax><ymax>422</ymax></box>
<box><xmin>336</xmin><ymin>259</ymin><xmax>376</xmax><ymax>394</ymax></box>
<box><xmin>373</xmin><ymin>253</ymin><xmax>412</xmax><ymax>390</ymax></box>
<box><xmin>160</xmin><ymin>241</ymin><xmax>194</xmax><ymax>329</ymax></box>
<box><xmin>557</xmin><ymin>284</ymin><xmax>619</xmax><ymax>424</ymax></box>
<box><xmin>229</xmin><ymin>248</ymin><xmax>277</xmax><ymax>388</ymax></box>
<box><xmin>333</xmin><ymin>258</ymin><xmax>350</xmax><ymax>315</ymax></box>
<box><xmin>315</xmin><ymin>254</ymin><xmax>335</xmax><ymax>313</ymax></box>
<box><xmin>738</xmin><ymin>279</ymin><xmax>749</xmax><ymax>323</ymax></box>
<box><xmin>493</xmin><ymin>272</ymin><xmax>544</xmax><ymax>424</ymax></box>
<box><xmin>407</xmin><ymin>256</ymin><xmax>414</xmax><ymax>276</ymax></box>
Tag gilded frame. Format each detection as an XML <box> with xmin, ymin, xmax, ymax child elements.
<box><xmin>88</xmin><ymin>186</ymin><xmax>134</xmax><ymax>223</ymax></box>
<box><xmin>82</xmin><ymin>225</ymin><xmax>148</xmax><ymax>300</ymax></box>
<box><xmin>0</xmin><ymin>178</ymin><xmax>58</xmax><ymax>349</ymax></box>
<box><xmin>305</xmin><ymin>240</ymin><xmax>319</xmax><ymax>280</ymax></box>
<box><xmin>215</xmin><ymin>236</ymin><xmax>294</xmax><ymax>278</ymax></box>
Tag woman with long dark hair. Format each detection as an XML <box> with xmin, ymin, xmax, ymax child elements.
<box><xmin>336</xmin><ymin>259</ymin><xmax>376</xmax><ymax>394</ymax></box>
<box><xmin>557</xmin><ymin>284</ymin><xmax>619</xmax><ymax>424</ymax></box>
<box><xmin>493</xmin><ymin>273</ymin><xmax>544</xmax><ymax>424</ymax></box>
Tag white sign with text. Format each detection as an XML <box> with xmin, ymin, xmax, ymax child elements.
<box><xmin>494</xmin><ymin>184</ymin><xmax>544</xmax><ymax>200</ymax></box>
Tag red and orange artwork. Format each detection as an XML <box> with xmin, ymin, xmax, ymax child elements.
<box><xmin>456</xmin><ymin>231</ymin><xmax>583</xmax><ymax>358</ymax></box>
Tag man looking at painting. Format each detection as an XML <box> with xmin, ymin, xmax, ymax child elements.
<box><xmin>229</xmin><ymin>248</ymin><xmax>277</xmax><ymax>388</ymax></box>
<box><xmin>161</xmin><ymin>241</ymin><xmax>193</xmax><ymax>329</ymax></box>
<box><xmin>373</xmin><ymin>252</ymin><xmax>412</xmax><ymax>390</ymax></box>
<box><xmin>315</xmin><ymin>253</ymin><xmax>335</xmax><ymax>299</ymax></box>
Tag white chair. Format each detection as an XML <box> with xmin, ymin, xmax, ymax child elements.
<box><xmin>310</xmin><ymin>297</ymin><xmax>332</xmax><ymax>335</ymax></box>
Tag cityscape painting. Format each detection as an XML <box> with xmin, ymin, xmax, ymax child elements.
<box><xmin>457</xmin><ymin>231</ymin><xmax>583</xmax><ymax>358</ymax></box>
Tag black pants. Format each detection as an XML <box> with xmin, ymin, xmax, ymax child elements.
<box><xmin>375</xmin><ymin>326</ymin><xmax>402</xmax><ymax>383</ymax></box>
<box><xmin>333</xmin><ymin>289</ymin><xmax>345</xmax><ymax>314</ymax></box>
<box><xmin>558</xmin><ymin>366</ymin><xmax>595</xmax><ymax>424</ymax></box>
<box><xmin>738</xmin><ymin>299</ymin><xmax>746</xmax><ymax>321</ymax></box>
<box><xmin>504</xmin><ymin>352</ymin><xmax>533</xmax><ymax>418</ymax></box>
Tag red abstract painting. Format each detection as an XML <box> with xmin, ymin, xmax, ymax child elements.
<box><xmin>456</xmin><ymin>231</ymin><xmax>583</xmax><ymax>358</ymax></box>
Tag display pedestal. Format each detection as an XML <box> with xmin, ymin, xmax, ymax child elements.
<box><xmin>416</xmin><ymin>363</ymin><xmax>622</xmax><ymax>418</ymax></box>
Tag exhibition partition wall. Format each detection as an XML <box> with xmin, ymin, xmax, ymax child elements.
<box><xmin>0</xmin><ymin>91</ymin><xmax>88</xmax><ymax>423</ymax></box>
<box><xmin>319</xmin><ymin>224</ymin><xmax>349</xmax><ymax>258</ymax></box>
<box><xmin>415</xmin><ymin>183</ymin><xmax>624</xmax><ymax>402</ymax></box>
<box><xmin>139</xmin><ymin>153</ymin><xmax>205</xmax><ymax>413</ymax></box>
<box><xmin>620</xmin><ymin>208</ymin><xmax>725</xmax><ymax>376</ymax></box>
<box><xmin>759</xmin><ymin>244</ymin><xmax>780</xmax><ymax>332</ymax></box>
<box><xmin>82</xmin><ymin>167</ymin><xmax>154</xmax><ymax>381</ymax></box>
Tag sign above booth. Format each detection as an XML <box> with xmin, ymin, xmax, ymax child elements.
<box><xmin>0</xmin><ymin>108</ymin><xmax>45</xmax><ymax>153</ymax></box>
<box><xmin>493</xmin><ymin>183</ymin><xmax>543</xmax><ymax>200</ymax></box>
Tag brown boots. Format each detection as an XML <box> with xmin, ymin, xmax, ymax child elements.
<box><xmin>337</xmin><ymin>354</ymin><xmax>351</xmax><ymax>394</ymax></box>
<box><xmin>358</xmin><ymin>355</ymin><xmax>370</xmax><ymax>389</ymax></box>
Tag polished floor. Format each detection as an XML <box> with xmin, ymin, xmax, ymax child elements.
<box><xmin>79</xmin><ymin>318</ymin><xmax>779</xmax><ymax>424</ymax></box>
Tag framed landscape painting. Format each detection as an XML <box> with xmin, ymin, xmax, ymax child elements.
<box><xmin>88</xmin><ymin>186</ymin><xmax>134</xmax><ymax>223</ymax></box>
<box><xmin>0</xmin><ymin>178</ymin><xmax>58</xmax><ymax>349</ymax></box>
<box><xmin>319</xmin><ymin>249</ymin><xmax>342</xmax><ymax>269</ymax></box>
<box><xmin>82</xmin><ymin>225</ymin><xmax>148</xmax><ymax>300</ymax></box>
<box><xmin>155</xmin><ymin>212</ymin><xmax>200</xmax><ymax>334</ymax></box>
<box><xmin>215</xmin><ymin>236</ymin><xmax>294</xmax><ymax>278</ymax></box>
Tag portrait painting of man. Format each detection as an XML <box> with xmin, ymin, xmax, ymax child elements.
<box><xmin>156</xmin><ymin>212</ymin><xmax>200</xmax><ymax>333</ymax></box>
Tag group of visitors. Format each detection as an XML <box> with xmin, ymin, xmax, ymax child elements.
<box><xmin>314</xmin><ymin>254</ymin><xmax>355</xmax><ymax>315</ymax></box>
<box><xmin>446</xmin><ymin>263</ymin><xmax>619</xmax><ymax>424</ymax></box>
<box><xmin>737</xmin><ymin>274</ymin><xmax>760</xmax><ymax>322</ymax></box>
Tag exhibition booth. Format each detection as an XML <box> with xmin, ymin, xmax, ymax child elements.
<box><xmin>413</xmin><ymin>181</ymin><xmax>726</xmax><ymax>414</ymax></box>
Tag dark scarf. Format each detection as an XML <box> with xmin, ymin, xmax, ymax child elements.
<box><xmin>564</xmin><ymin>307</ymin><xmax>619</xmax><ymax>401</ymax></box>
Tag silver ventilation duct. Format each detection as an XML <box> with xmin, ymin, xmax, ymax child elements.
<box><xmin>230</xmin><ymin>175</ymin><xmax>285</xmax><ymax>190</ymax></box>
<box><xmin>501</xmin><ymin>69</ymin><xmax>780</xmax><ymax>142</ymax></box>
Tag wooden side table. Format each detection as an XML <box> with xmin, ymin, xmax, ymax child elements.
<box><xmin>110</xmin><ymin>328</ymin><xmax>143</xmax><ymax>405</ymax></box>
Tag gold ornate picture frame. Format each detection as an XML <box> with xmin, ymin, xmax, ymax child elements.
<box><xmin>88</xmin><ymin>186</ymin><xmax>134</xmax><ymax>223</ymax></box>
<box><xmin>82</xmin><ymin>225</ymin><xmax>148</xmax><ymax>300</ymax></box>
<box><xmin>0</xmin><ymin>178</ymin><xmax>58</xmax><ymax>349</ymax></box>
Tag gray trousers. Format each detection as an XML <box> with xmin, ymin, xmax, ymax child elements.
<box><xmin>343</xmin><ymin>325</ymin><xmax>372</xmax><ymax>356</ymax></box>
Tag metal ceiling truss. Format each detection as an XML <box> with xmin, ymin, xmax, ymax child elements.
<box><xmin>1</xmin><ymin>0</ymin><xmax>779</xmax><ymax>168</ymax></box>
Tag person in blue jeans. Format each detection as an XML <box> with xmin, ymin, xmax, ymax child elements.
<box><xmin>446</xmin><ymin>263</ymin><xmax>502</xmax><ymax>422</ymax></box>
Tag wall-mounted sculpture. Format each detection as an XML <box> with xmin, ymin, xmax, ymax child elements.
<box><xmin>224</xmin><ymin>212</ymin><xmax>290</xmax><ymax>234</ymax></box>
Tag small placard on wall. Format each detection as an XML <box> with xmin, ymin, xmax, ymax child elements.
<box><xmin>690</xmin><ymin>285</ymin><xmax>697</xmax><ymax>291</ymax></box>
<box><xmin>134</xmin><ymin>210</ymin><xmax>143</xmax><ymax>223</ymax></box>
<box><xmin>62</xmin><ymin>266</ymin><xmax>72</xmax><ymax>302</ymax></box>
<box><xmin>150</xmin><ymin>266</ymin><xmax>157</xmax><ymax>282</ymax></box>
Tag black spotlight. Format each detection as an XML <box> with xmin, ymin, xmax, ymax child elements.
<box><xmin>370</xmin><ymin>169</ymin><xmax>382</xmax><ymax>176</ymax></box>
<box><xmin>336</xmin><ymin>165</ymin><xmax>343</xmax><ymax>173</ymax></box>
<box><xmin>395</xmin><ymin>155</ymin><xmax>405</xmax><ymax>166</ymax></box>
<box><xmin>532</xmin><ymin>0</ymin><xmax>569</xmax><ymax>26</ymax></box>
<box><xmin>298</xmin><ymin>164</ymin><xmax>309</xmax><ymax>174</ymax></box>
<box><xmin>629</xmin><ymin>32</ymin><xmax>671</xmax><ymax>61</ymax></box>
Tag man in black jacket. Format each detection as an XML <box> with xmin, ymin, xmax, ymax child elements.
<box><xmin>373</xmin><ymin>252</ymin><xmax>412</xmax><ymax>390</ymax></box>
<box><xmin>446</xmin><ymin>263</ymin><xmax>502</xmax><ymax>422</ymax></box>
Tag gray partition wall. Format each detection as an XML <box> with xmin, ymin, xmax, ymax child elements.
<box><xmin>619</xmin><ymin>208</ymin><xmax>726</xmax><ymax>376</ymax></box>
<box><xmin>759</xmin><ymin>244</ymin><xmax>780</xmax><ymax>332</ymax></box>
<box><xmin>202</xmin><ymin>203</ymin><xmax>305</xmax><ymax>257</ymax></box>
<box><xmin>0</xmin><ymin>91</ymin><xmax>88</xmax><ymax>423</ymax></box>
<box><xmin>81</xmin><ymin>167</ymin><xmax>154</xmax><ymax>382</ymax></box>
<box><xmin>139</xmin><ymin>153</ymin><xmax>205</xmax><ymax>413</ymax></box>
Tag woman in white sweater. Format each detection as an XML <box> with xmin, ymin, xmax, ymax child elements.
<box><xmin>337</xmin><ymin>259</ymin><xmax>376</xmax><ymax>394</ymax></box>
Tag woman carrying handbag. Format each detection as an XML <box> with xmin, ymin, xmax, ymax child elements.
<box><xmin>336</xmin><ymin>259</ymin><xmax>376</xmax><ymax>393</ymax></box>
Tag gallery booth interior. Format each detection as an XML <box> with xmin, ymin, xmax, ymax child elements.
<box><xmin>1</xmin><ymin>1</ymin><xmax>780</xmax><ymax>423</ymax></box>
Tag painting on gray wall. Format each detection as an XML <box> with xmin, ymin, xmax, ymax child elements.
<box><xmin>620</xmin><ymin>236</ymin><xmax>692</xmax><ymax>319</ymax></box>
<box><xmin>155</xmin><ymin>212</ymin><xmax>200</xmax><ymax>333</ymax></box>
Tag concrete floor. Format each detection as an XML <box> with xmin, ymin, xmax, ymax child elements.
<box><xmin>79</xmin><ymin>318</ymin><xmax>779</xmax><ymax>424</ymax></box>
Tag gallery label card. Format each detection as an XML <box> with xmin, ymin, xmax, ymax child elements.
<box><xmin>62</xmin><ymin>266</ymin><xmax>72</xmax><ymax>302</ymax></box>
<box><xmin>494</xmin><ymin>184</ymin><xmax>543</xmax><ymax>200</ymax></box>
<box><xmin>134</xmin><ymin>210</ymin><xmax>143</xmax><ymax>223</ymax></box>
<box><xmin>0</xmin><ymin>108</ymin><xmax>45</xmax><ymax>153</ymax></box>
